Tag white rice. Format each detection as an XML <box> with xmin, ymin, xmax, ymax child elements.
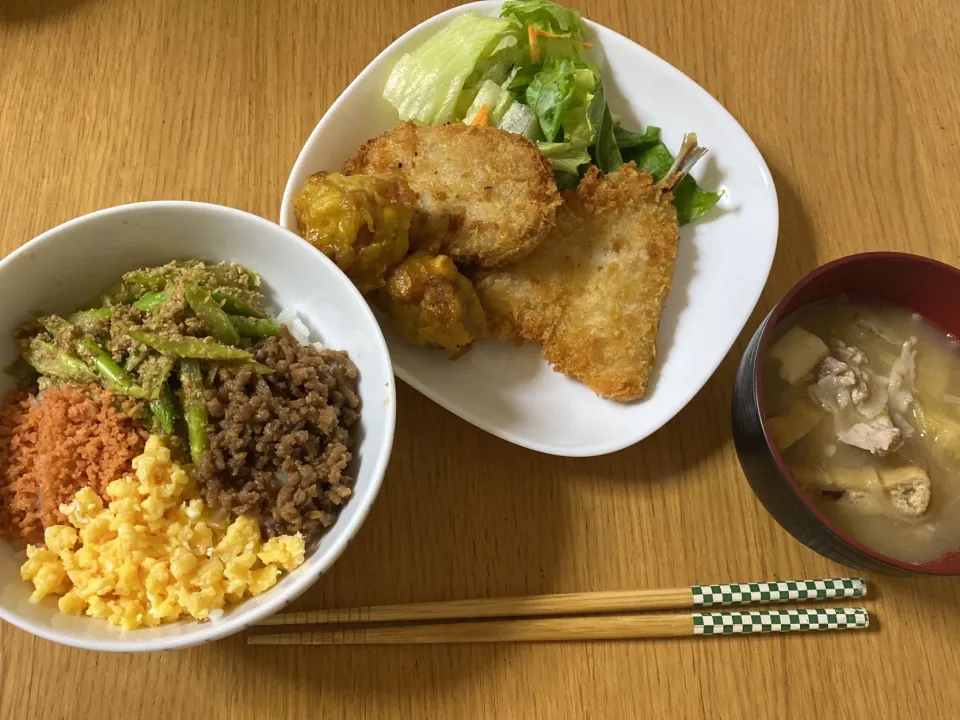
<box><xmin>276</xmin><ymin>309</ymin><xmax>310</xmax><ymax>344</ymax></box>
<box><xmin>276</xmin><ymin>310</ymin><xmax>327</xmax><ymax>350</ymax></box>
<box><xmin>275</xmin><ymin>309</ymin><xmax>324</xmax><ymax>350</ymax></box>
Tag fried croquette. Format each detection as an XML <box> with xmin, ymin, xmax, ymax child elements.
<box><xmin>343</xmin><ymin>123</ymin><xmax>561</xmax><ymax>267</ymax></box>
<box><xmin>380</xmin><ymin>252</ymin><xmax>487</xmax><ymax>351</ymax></box>
<box><xmin>292</xmin><ymin>171</ymin><xmax>416</xmax><ymax>293</ymax></box>
<box><xmin>475</xmin><ymin>136</ymin><xmax>706</xmax><ymax>401</ymax></box>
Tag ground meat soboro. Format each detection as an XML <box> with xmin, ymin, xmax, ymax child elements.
<box><xmin>197</xmin><ymin>327</ymin><xmax>361</xmax><ymax>539</ymax></box>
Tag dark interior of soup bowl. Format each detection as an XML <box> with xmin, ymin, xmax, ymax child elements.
<box><xmin>732</xmin><ymin>252</ymin><xmax>960</xmax><ymax>574</ymax></box>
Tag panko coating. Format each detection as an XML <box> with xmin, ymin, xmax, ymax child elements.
<box><xmin>293</xmin><ymin>171</ymin><xmax>416</xmax><ymax>293</ymax></box>
<box><xmin>380</xmin><ymin>252</ymin><xmax>487</xmax><ymax>351</ymax></box>
<box><xmin>21</xmin><ymin>436</ymin><xmax>305</xmax><ymax>630</ymax></box>
<box><xmin>343</xmin><ymin>123</ymin><xmax>561</xmax><ymax>267</ymax></box>
<box><xmin>475</xmin><ymin>161</ymin><xmax>683</xmax><ymax>401</ymax></box>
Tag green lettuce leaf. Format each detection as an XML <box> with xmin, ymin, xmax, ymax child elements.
<box><xmin>587</xmin><ymin>80</ymin><xmax>621</xmax><ymax>173</ymax></box>
<box><xmin>538</xmin><ymin>138</ymin><xmax>591</xmax><ymax>175</ymax></box>
<box><xmin>383</xmin><ymin>13</ymin><xmax>511</xmax><ymax>124</ymax></box>
<box><xmin>673</xmin><ymin>176</ymin><xmax>723</xmax><ymax>225</ymax></box>
<box><xmin>560</xmin><ymin>102</ymin><xmax>592</xmax><ymax>143</ymax></box>
<box><xmin>620</xmin><ymin>128</ymin><xmax>722</xmax><ymax>225</ymax></box>
<box><xmin>525</xmin><ymin>57</ymin><xmax>579</xmax><ymax>141</ymax></box>
<box><xmin>614</xmin><ymin>124</ymin><xmax>661</xmax><ymax>150</ymax></box>
<box><xmin>501</xmin><ymin>0</ymin><xmax>595</xmax><ymax>72</ymax></box>
<box><xmin>558</xmin><ymin>69</ymin><xmax>596</xmax><ymax>142</ymax></box>
<box><xmin>507</xmin><ymin>61</ymin><xmax>543</xmax><ymax>99</ymax></box>
<box><xmin>501</xmin><ymin>0</ymin><xmax>582</xmax><ymax>35</ymax></box>
<box><xmin>624</xmin><ymin>139</ymin><xmax>672</xmax><ymax>180</ymax></box>
<box><xmin>593</xmin><ymin>106</ymin><xmax>622</xmax><ymax>173</ymax></box>
<box><xmin>537</xmin><ymin>36</ymin><xmax>594</xmax><ymax>68</ymax></box>
<box><xmin>458</xmin><ymin>35</ymin><xmax>521</xmax><ymax>114</ymax></box>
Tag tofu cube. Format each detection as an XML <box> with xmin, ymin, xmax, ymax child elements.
<box><xmin>769</xmin><ymin>326</ymin><xmax>829</xmax><ymax>385</ymax></box>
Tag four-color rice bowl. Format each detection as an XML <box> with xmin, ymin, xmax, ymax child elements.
<box><xmin>0</xmin><ymin>202</ymin><xmax>395</xmax><ymax>651</ymax></box>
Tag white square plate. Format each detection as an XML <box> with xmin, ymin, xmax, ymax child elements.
<box><xmin>280</xmin><ymin>1</ymin><xmax>778</xmax><ymax>456</ymax></box>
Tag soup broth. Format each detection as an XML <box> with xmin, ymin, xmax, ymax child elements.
<box><xmin>763</xmin><ymin>300</ymin><xmax>960</xmax><ymax>564</ymax></box>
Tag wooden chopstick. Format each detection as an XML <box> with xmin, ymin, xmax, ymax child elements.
<box><xmin>248</xmin><ymin>607</ymin><xmax>870</xmax><ymax>645</ymax></box>
<box><xmin>256</xmin><ymin>577</ymin><xmax>866</xmax><ymax>627</ymax></box>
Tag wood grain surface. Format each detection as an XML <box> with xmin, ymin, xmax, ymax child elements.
<box><xmin>1</xmin><ymin>0</ymin><xmax>959</xmax><ymax>717</ymax></box>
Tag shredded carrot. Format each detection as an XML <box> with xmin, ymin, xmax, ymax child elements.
<box><xmin>528</xmin><ymin>25</ymin><xmax>539</xmax><ymax>62</ymax></box>
<box><xmin>529</xmin><ymin>26</ymin><xmax>566</xmax><ymax>62</ymax></box>
<box><xmin>583</xmin><ymin>41</ymin><xmax>593</xmax><ymax>49</ymax></box>
<box><xmin>471</xmin><ymin>104</ymin><xmax>490</xmax><ymax>127</ymax></box>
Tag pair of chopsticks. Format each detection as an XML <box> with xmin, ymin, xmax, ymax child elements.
<box><xmin>248</xmin><ymin>577</ymin><xmax>869</xmax><ymax>646</ymax></box>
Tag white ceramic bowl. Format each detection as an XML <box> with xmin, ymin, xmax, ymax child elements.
<box><xmin>0</xmin><ymin>202</ymin><xmax>395</xmax><ymax>651</ymax></box>
<box><xmin>280</xmin><ymin>0</ymin><xmax>779</xmax><ymax>457</ymax></box>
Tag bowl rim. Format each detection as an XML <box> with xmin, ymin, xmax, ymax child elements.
<box><xmin>0</xmin><ymin>200</ymin><xmax>397</xmax><ymax>651</ymax></box>
<box><xmin>278</xmin><ymin>0</ymin><xmax>780</xmax><ymax>457</ymax></box>
<box><xmin>754</xmin><ymin>250</ymin><xmax>960</xmax><ymax>574</ymax></box>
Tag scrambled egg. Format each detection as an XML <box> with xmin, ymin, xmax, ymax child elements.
<box><xmin>21</xmin><ymin>436</ymin><xmax>306</xmax><ymax>630</ymax></box>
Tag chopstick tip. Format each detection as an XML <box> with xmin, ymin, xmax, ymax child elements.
<box><xmin>248</xmin><ymin>633</ymin><xmax>280</xmax><ymax>645</ymax></box>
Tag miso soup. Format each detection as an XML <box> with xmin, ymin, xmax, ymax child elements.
<box><xmin>764</xmin><ymin>300</ymin><xmax>960</xmax><ymax>564</ymax></box>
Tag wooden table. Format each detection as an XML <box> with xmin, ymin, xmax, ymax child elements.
<box><xmin>1</xmin><ymin>0</ymin><xmax>958</xmax><ymax>717</ymax></box>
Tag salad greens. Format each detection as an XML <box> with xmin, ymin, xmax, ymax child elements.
<box><xmin>382</xmin><ymin>0</ymin><xmax>722</xmax><ymax>225</ymax></box>
<box><xmin>615</xmin><ymin>125</ymin><xmax>722</xmax><ymax>224</ymax></box>
<box><xmin>383</xmin><ymin>13</ymin><xmax>512</xmax><ymax>125</ymax></box>
<box><xmin>501</xmin><ymin>0</ymin><xmax>582</xmax><ymax>34</ymax></box>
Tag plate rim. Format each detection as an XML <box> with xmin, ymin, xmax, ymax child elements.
<box><xmin>280</xmin><ymin>0</ymin><xmax>779</xmax><ymax>457</ymax></box>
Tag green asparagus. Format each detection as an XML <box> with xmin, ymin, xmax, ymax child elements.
<box><xmin>211</xmin><ymin>289</ymin><xmax>266</xmax><ymax>318</ymax></box>
<box><xmin>17</xmin><ymin>261</ymin><xmax>282</xmax><ymax>460</ymax></box>
<box><xmin>68</xmin><ymin>308</ymin><xmax>113</xmax><ymax>334</ymax></box>
<box><xmin>133</xmin><ymin>290</ymin><xmax>168</xmax><ymax>312</ymax></box>
<box><xmin>124</xmin><ymin>346</ymin><xmax>150</xmax><ymax>372</ymax></box>
<box><xmin>230</xmin><ymin>315</ymin><xmax>279</xmax><ymax>338</ymax></box>
<box><xmin>127</xmin><ymin>329</ymin><xmax>252</xmax><ymax>360</ymax></box>
<box><xmin>137</xmin><ymin>354</ymin><xmax>175</xmax><ymax>399</ymax></box>
<box><xmin>185</xmin><ymin>285</ymin><xmax>240</xmax><ymax>346</ymax></box>
<box><xmin>100</xmin><ymin>281</ymin><xmax>150</xmax><ymax>305</ymax></box>
<box><xmin>37</xmin><ymin>315</ymin><xmax>80</xmax><ymax>351</ymax></box>
<box><xmin>75</xmin><ymin>336</ymin><xmax>148</xmax><ymax>397</ymax></box>
<box><xmin>149</xmin><ymin>382</ymin><xmax>178</xmax><ymax>435</ymax></box>
<box><xmin>21</xmin><ymin>338</ymin><xmax>97</xmax><ymax>382</ymax></box>
<box><xmin>121</xmin><ymin>269</ymin><xmax>172</xmax><ymax>293</ymax></box>
<box><xmin>179</xmin><ymin>359</ymin><xmax>209</xmax><ymax>465</ymax></box>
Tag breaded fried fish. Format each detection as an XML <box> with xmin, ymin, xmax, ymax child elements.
<box><xmin>475</xmin><ymin>135</ymin><xmax>707</xmax><ymax>401</ymax></box>
<box><xmin>343</xmin><ymin>122</ymin><xmax>561</xmax><ymax>267</ymax></box>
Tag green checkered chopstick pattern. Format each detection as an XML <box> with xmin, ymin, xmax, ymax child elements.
<box><xmin>692</xmin><ymin>607</ymin><xmax>869</xmax><ymax>635</ymax></box>
<box><xmin>690</xmin><ymin>578</ymin><xmax>866</xmax><ymax>608</ymax></box>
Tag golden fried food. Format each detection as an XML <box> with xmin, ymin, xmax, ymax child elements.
<box><xmin>381</xmin><ymin>252</ymin><xmax>487</xmax><ymax>351</ymax></box>
<box><xmin>292</xmin><ymin>171</ymin><xmax>416</xmax><ymax>293</ymax></box>
<box><xmin>475</xmin><ymin>159</ymin><xmax>689</xmax><ymax>402</ymax></box>
<box><xmin>343</xmin><ymin>123</ymin><xmax>560</xmax><ymax>267</ymax></box>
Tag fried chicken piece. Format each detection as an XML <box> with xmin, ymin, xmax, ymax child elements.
<box><xmin>380</xmin><ymin>252</ymin><xmax>487</xmax><ymax>352</ymax></box>
<box><xmin>292</xmin><ymin>171</ymin><xmax>416</xmax><ymax>293</ymax></box>
<box><xmin>343</xmin><ymin>122</ymin><xmax>560</xmax><ymax>267</ymax></box>
<box><xmin>475</xmin><ymin>135</ymin><xmax>707</xmax><ymax>401</ymax></box>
